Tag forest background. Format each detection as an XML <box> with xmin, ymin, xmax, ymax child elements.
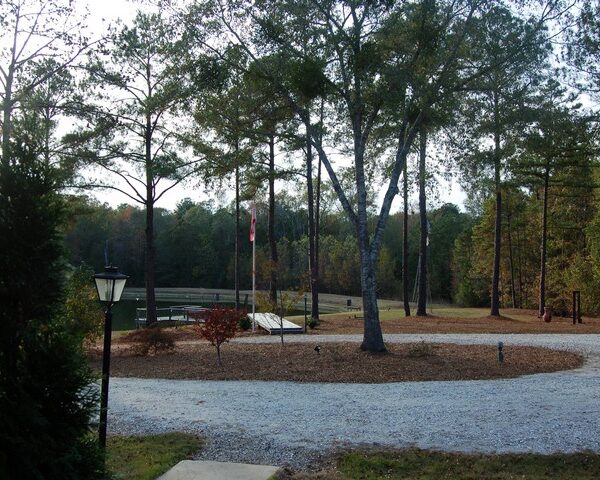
<box><xmin>48</xmin><ymin>0</ymin><xmax>600</xmax><ymax>319</ymax></box>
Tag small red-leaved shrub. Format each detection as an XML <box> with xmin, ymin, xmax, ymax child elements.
<box><xmin>190</xmin><ymin>307</ymin><xmax>246</xmax><ymax>365</ymax></box>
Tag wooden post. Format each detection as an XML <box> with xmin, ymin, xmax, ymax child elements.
<box><xmin>573</xmin><ymin>291</ymin><xmax>577</xmax><ymax>325</ymax></box>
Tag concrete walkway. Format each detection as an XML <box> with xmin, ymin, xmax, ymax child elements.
<box><xmin>109</xmin><ymin>334</ymin><xmax>600</xmax><ymax>469</ymax></box>
<box><xmin>158</xmin><ymin>460</ymin><xmax>279</xmax><ymax>480</ymax></box>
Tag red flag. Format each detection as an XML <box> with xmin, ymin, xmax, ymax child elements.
<box><xmin>249</xmin><ymin>203</ymin><xmax>256</xmax><ymax>242</ymax></box>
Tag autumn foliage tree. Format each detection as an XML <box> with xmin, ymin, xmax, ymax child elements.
<box><xmin>192</xmin><ymin>307</ymin><xmax>245</xmax><ymax>366</ymax></box>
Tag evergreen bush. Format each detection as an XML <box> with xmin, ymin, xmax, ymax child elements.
<box><xmin>0</xmin><ymin>148</ymin><xmax>106</xmax><ymax>479</ymax></box>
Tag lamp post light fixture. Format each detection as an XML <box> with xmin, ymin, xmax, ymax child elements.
<box><xmin>93</xmin><ymin>265</ymin><xmax>128</xmax><ymax>449</ymax></box>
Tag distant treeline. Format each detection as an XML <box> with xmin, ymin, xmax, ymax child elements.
<box><xmin>64</xmin><ymin>197</ymin><xmax>471</xmax><ymax>302</ymax></box>
<box><xmin>66</xmin><ymin>173</ymin><xmax>600</xmax><ymax>315</ymax></box>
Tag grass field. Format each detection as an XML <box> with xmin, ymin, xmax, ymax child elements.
<box><xmin>287</xmin><ymin>306</ymin><xmax>600</xmax><ymax>334</ymax></box>
<box><xmin>109</xmin><ymin>305</ymin><xmax>600</xmax><ymax>339</ymax></box>
<box><xmin>118</xmin><ymin>288</ymin><xmax>600</xmax><ymax>334</ymax></box>
<box><xmin>280</xmin><ymin>449</ymin><xmax>600</xmax><ymax>479</ymax></box>
<box><xmin>107</xmin><ymin>433</ymin><xmax>203</xmax><ymax>480</ymax></box>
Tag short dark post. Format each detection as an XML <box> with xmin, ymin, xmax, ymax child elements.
<box><xmin>99</xmin><ymin>306</ymin><xmax>113</xmax><ymax>448</ymax></box>
<box><xmin>573</xmin><ymin>291</ymin><xmax>577</xmax><ymax>325</ymax></box>
<box><xmin>304</xmin><ymin>294</ymin><xmax>308</xmax><ymax>333</ymax></box>
<box><xmin>347</xmin><ymin>298</ymin><xmax>352</xmax><ymax>310</ymax></box>
<box><xmin>577</xmin><ymin>290</ymin><xmax>582</xmax><ymax>324</ymax></box>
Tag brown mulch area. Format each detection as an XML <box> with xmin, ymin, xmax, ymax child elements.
<box><xmin>90</xmin><ymin>342</ymin><xmax>582</xmax><ymax>383</ymax></box>
<box><xmin>112</xmin><ymin>325</ymin><xmax>267</xmax><ymax>345</ymax></box>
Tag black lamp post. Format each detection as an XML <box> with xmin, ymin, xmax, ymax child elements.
<box><xmin>93</xmin><ymin>265</ymin><xmax>128</xmax><ymax>449</ymax></box>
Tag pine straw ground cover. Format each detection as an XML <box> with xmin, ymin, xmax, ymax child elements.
<box><xmin>91</xmin><ymin>341</ymin><xmax>582</xmax><ymax>383</ymax></box>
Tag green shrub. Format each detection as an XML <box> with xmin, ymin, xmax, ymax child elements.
<box><xmin>407</xmin><ymin>341</ymin><xmax>436</xmax><ymax>358</ymax></box>
<box><xmin>238</xmin><ymin>315</ymin><xmax>252</xmax><ymax>331</ymax></box>
<box><xmin>0</xmin><ymin>151</ymin><xmax>106</xmax><ymax>479</ymax></box>
<box><xmin>306</xmin><ymin>316</ymin><xmax>320</xmax><ymax>329</ymax></box>
<box><xmin>64</xmin><ymin>264</ymin><xmax>104</xmax><ymax>344</ymax></box>
<box><xmin>128</xmin><ymin>327</ymin><xmax>176</xmax><ymax>356</ymax></box>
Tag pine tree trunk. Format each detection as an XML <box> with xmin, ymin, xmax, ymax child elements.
<box><xmin>306</xmin><ymin>128</ymin><xmax>319</xmax><ymax>320</ymax></box>
<box><xmin>268</xmin><ymin>134</ymin><xmax>278</xmax><ymax>305</ymax></box>
<box><xmin>506</xmin><ymin>201</ymin><xmax>517</xmax><ymax>309</ymax></box>
<box><xmin>516</xmin><ymin>226</ymin><xmax>524</xmax><ymax>309</ymax></box>
<box><xmin>402</xmin><ymin>156</ymin><xmax>411</xmax><ymax>317</ymax></box>
<box><xmin>539</xmin><ymin>164</ymin><xmax>550</xmax><ymax>316</ymax></box>
<box><xmin>491</xmin><ymin>186</ymin><xmax>502</xmax><ymax>316</ymax></box>
<box><xmin>417</xmin><ymin>128</ymin><xmax>428</xmax><ymax>316</ymax></box>
<box><xmin>144</xmin><ymin>112</ymin><xmax>157</xmax><ymax>326</ymax></box>
<box><xmin>234</xmin><ymin>156</ymin><xmax>240</xmax><ymax>311</ymax></box>
<box><xmin>314</xmin><ymin>150</ymin><xmax>321</xmax><ymax>320</ymax></box>
<box><xmin>490</xmin><ymin>92</ymin><xmax>502</xmax><ymax>317</ymax></box>
<box><xmin>145</xmin><ymin>196</ymin><xmax>157</xmax><ymax>325</ymax></box>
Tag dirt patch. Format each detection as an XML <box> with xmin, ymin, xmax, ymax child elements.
<box><xmin>90</xmin><ymin>342</ymin><xmax>582</xmax><ymax>383</ymax></box>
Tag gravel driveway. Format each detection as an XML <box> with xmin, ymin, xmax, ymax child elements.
<box><xmin>108</xmin><ymin>334</ymin><xmax>600</xmax><ymax>468</ymax></box>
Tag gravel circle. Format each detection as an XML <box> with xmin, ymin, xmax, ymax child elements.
<box><xmin>108</xmin><ymin>334</ymin><xmax>600</xmax><ymax>469</ymax></box>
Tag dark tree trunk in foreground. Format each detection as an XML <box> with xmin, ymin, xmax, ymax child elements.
<box><xmin>490</xmin><ymin>92</ymin><xmax>502</xmax><ymax>317</ymax></box>
<box><xmin>306</xmin><ymin>127</ymin><xmax>319</xmax><ymax>319</ymax></box>
<box><xmin>539</xmin><ymin>163</ymin><xmax>550</xmax><ymax>316</ymax></box>
<box><xmin>359</xmin><ymin>251</ymin><xmax>385</xmax><ymax>351</ymax></box>
<box><xmin>354</xmin><ymin>120</ymin><xmax>385</xmax><ymax>352</ymax></box>
<box><xmin>302</xmin><ymin>79</ymin><xmax>419</xmax><ymax>352</ymax></box>
<box><xmin>268</xmin><ymin>134</ymin><xmax>278</xmax><ymax>305</ymax></box>
<box><xmin>417</xmin><ymin>128</ymin><xmax>428</xmax><ymax>316</ymax></box>
<box><xmin>402</xmin><ymin>155</ymin><xmax>411</xmax><ymax>317</ymax></box>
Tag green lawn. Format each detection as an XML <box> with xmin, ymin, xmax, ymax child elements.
<box><xmin>286</xmin><ymin>309</ymin><xmax>407</xmax><ymax>323</ymax></box>
<box><xmin>323</xmin><ymin>450</ymin><xmax>600</xmax><ymax>479</ymax></box>
<box><xmin>288</xmin><ymin>306</ymin><xmax>536</xmax><ymax>324</ymax></box>
<box><xmin>106</xmin><ymin>432</ymin><xmax>203</xmax><ymax>480</ymax></box>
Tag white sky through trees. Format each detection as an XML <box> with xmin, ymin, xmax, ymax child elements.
<box><xmin>64</xmin><ymin>1</ymin><xmax>468</xmax><ymax>211</ymax></box>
